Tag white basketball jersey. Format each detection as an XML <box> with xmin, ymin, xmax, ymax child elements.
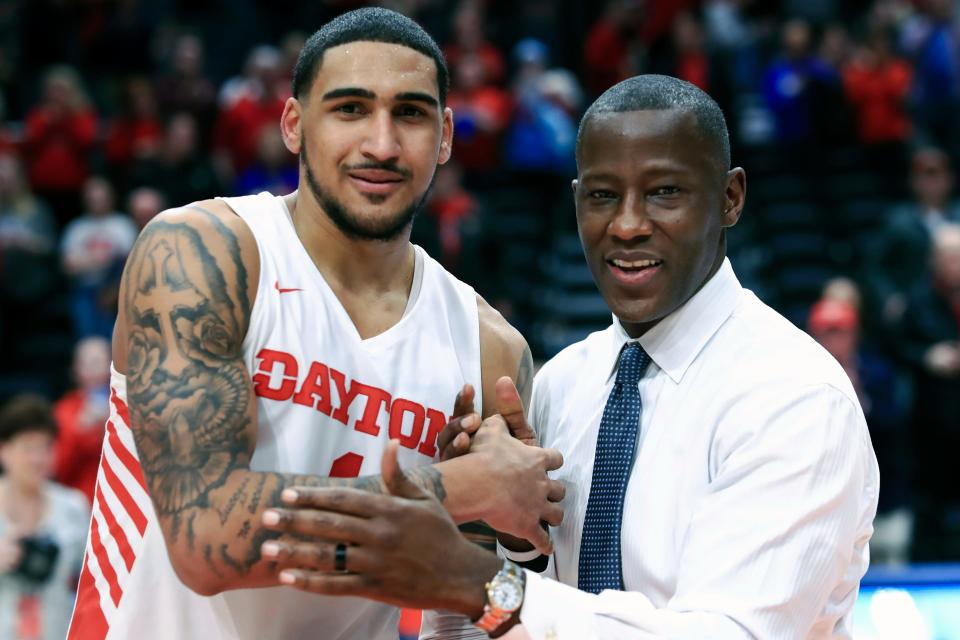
<box><xmin>68</xmin><ymin>192</ymin><xmax>483</xmax><ymax>640</ymax></box>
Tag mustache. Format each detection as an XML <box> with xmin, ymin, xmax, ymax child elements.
<box><xmin>343</xmin><ymin>161</ymin><xmax>412</xmax><ymax>179</ymax></box>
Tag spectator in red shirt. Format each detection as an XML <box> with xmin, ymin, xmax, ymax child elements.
<box><xmin>426</xmin><ymin>161</ymin><xmax>480</xmax><ymax>271</ymax></box>
<box><xmin>447</xmin><ymin>53</ymin><xmax>513</xmax><ymax>175</ymax></box>
<box><xmin>583</xmin><ymin>0</ymin><xmax>646</xmax><ymax>96</ymax></box>
<box><xmin>22</xmin><ymin>66</ymin><xmax>98</xmax><ymax>228</ymax></box>
<box><xmin>843</xmin><ymin>24</ymin><xmax>913</xmax><ymax>145</ymax></box>
<box><xmin>213</xmin><ymin>45</ymin><xmax>289</xmax><ymax>181</ymax></box>
<box><xmin>651</xmin><ymin>11</ymin><xmax>710</xmax><ymax>91</ymax></box>
<box><xmin>104</xmin><ymin>77</ymin><xmax>163</xmax><ymax>187</ymax></box>
<box><xmin>442</xmin><ymin>1</ymin><xmax>505</xmax><ymax>87</ymax></box>
<box><xmin>53</xmin><ymin>336</ymin><xmax>112</xmax><ymax>506</ymax></box>
<box><xmin>843</xmin><ymin>22</ymin><xmax>913</xmax><ymax>190</ymax></box>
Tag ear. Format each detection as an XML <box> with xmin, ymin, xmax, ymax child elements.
<box><xmin>280</xmin><ymin>97</ymin><xmax>302</xmax><ymax>154</ymax></box>
<box><xmin>721</xmin><ymin>167</ymin><xmax>746</xmax><ymax>228</ymax></box>
<box><xmin>570</xmin><ymin>178</ymin><xmax>578</xmax><ymax>194</ymax></box>
<box><xmin>438</xmin><ymin>106</ymin><xmax>454</xmax><ymax>165</ymax></box>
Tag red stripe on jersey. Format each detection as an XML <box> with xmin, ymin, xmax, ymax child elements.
<box><xmin>101</xmin><ymin>455</ymin><xmax>148</xmax><ymax>535</ymax></box>
<box><xmin>68</xmin><ymin>557</ymin><xmax>110</xmax><ymax>640</ymax></box>
<box><xmin>106</xmin><ymin>419</ymin><xmax>148</xmax><ymax>493</ymax></box>
<box><xmin>95</xmin><ymin>484</ymin><xmax>136</xmax><ymax>572</ymax></box>
<box><xmin>110</xmin><ymin>387</ymin><xmax>131</xmax><ymax>427</ymax></box>
<box><xmin>90</xmin><ymin>516</ymin><xmax>123</xmax><ymax>607</ymax></box>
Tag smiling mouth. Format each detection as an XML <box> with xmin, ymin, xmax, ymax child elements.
<box><xmin>347</xmin><ymin>174</ymin><xmax>405</xmax><ymax>196</ymax></box>
<box><xmin>607</xmin><ymin>258</ymin><xmax>663</xmax><ymax>272</ymax></box>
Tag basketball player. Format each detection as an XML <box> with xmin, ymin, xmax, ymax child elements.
<box><xmin>66</xmin><ymin>9</ymin><xmax>564</xmax><ymax>640</ymax></box>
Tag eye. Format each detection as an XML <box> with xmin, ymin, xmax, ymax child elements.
<box><xmin>651</xmin><ymin>186</ymin><xmax>681</xmax><ymax>197</ymax></box>
<box><xmin>588</xmin><ymin>190</ymin><xmax>617</xmax><ymax>201</ymax></box>
<box><xmin>396</xmin><ymin>104</ymin><xmax>426</xmax><ymax>119</ymax></box>
<box><xmin>334</xmin><ymin>103</ymin><xmax>365</xmax><ymax>116</ymax></box>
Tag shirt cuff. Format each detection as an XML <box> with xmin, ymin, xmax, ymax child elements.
<box><xmin>497</xmin><ymin>543</ymin><xmax>545</xmax><ymax>564</ymax></box>
<box><xmin>518</xmin><ymin>570</ymin><xmax>598</xmax><ymax>639</ymax></box>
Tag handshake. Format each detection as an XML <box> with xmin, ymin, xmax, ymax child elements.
<box><xmin>259</xmin><ymin>376</ymin><xmax>565</xmax><ymax>616</ymax></box>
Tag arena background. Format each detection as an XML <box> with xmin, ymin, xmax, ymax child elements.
<box><xmin>0</xmin><ymin>0</ymin><xmax>958</xmax><ymax>637</ymax></box>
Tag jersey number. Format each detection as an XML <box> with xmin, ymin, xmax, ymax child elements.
<box><xmin>329</xmin><ymin>452</ymin><xmax>364</xmax><ymax>478</ymax></box>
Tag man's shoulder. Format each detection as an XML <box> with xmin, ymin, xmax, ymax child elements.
<box><xmin>141</xmin><ymin>199</ymin><xmax>258</xmax><ymax>264</ymax></box>
<box><xmin>121</xmin><ymin>199</ymin><xmax>260</xmax><ymax>344</ymax></box>
<box><xmin>149</xmin><ymin>198</ymin><xmax>247</xmax><ymax>232</ymax></box>
<box><xmin>722</xmin><ymin>292</ymin><xmax>857</xmax><ymax>396</ymax></box>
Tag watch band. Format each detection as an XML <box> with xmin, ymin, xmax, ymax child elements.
<box><xmin>474</xmin><ymin>560</ymin><xmax>525</xmax><ymax>635</ymax></box>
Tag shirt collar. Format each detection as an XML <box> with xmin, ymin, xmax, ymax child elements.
<box><xmin>607</xmin><ymin>258</ymin><xmax>742</xmax><ymax>384</ymax></box>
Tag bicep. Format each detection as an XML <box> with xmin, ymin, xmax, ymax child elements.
<box><xmin>477</xmin><ymin>296</ymin><xmax>532</xmax><ymax>418</ymax></box>
<box><xmin>121</xmin><ymin>210</ymin><xmax>258</xmax><ymax>522</ymax></box>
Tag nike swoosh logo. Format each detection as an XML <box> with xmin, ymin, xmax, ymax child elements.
<box><xmin>275</xmin><ymin>280</ymin><xmax>304</xmax><ymax>294</ymax></box>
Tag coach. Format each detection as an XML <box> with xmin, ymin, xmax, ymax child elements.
<box><xmin>263</xmin><ymin>75</ymin><xmax>880</xmax><ymax>640</ymax></box>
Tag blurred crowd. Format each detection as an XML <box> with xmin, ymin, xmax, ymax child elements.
<box><xmin>0</xmin><ymin>0</ymin><xmax>959</xmax><ymax>637</ymax></box>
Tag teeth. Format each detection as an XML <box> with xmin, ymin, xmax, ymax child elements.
<box><xmin>611</xmin><ymin>258</ymin><xmax>660</xmax><ymax>268</ymax></box>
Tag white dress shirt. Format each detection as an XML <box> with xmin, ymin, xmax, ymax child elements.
<box><xmin>507</xmin><ymin>259</ymin><xmax>880</xmax><ymax>639</ymax></box>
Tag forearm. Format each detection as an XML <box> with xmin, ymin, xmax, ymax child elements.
<box><xmin>161</xmin><ymin>467</ymin><xmax>310</xmax><ymax>592</ymax></box>
<box><xmin>166</xmin><ymin>458</ymin><xmax>475</xmax><ymax>593</ymax></box>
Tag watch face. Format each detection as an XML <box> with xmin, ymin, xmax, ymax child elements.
<box><xmin>490</xmin><ymin>579</ymin><xmax>523</xmax><ymax>611</ymax></box>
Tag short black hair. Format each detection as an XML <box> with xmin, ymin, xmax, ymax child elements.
<box><xmin>0</xmin><ymin>394</ymin><xmax>57</xmax><ymax>444</ymax></box>
<box><xmin>577</xmin><ymin>74</ymin><xmax>731</xmax><ymax>171</ymax></box>
<box><xmin>293</xmin><ymin>7</ymin><xmax>449</xmax><ymax>106</ymax></box>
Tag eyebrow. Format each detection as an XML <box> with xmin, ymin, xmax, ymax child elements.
<box><xmin>395</xmin><ymin>92</ymin><xmax>438</xmax><ymax>108</ymax></box>
<box><xmin>321</xmin><ymin>87</ymin><xmax>375</xmax><ymax>101</ymax></box>
<box><xmin>321</xmin><ymin>87</ymin><xmax>438</xmax><ymax>109</ymax></box>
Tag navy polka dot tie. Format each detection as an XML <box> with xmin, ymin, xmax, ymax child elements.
<box><xmin>578</xmin><ymin>342</ymin><xmax>650</xmax><ymax>594</ymax></box>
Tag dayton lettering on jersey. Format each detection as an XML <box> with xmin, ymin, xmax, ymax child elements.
<box><xmin>251</xmin><ymin>348</ymin><xmax>446</xmax><ymax>458</ymax></box>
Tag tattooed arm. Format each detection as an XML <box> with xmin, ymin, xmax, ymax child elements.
<box><xmin>115</xmin><ymin>202</ymin><xmax>562</xmax><ymax>595</ymax></box>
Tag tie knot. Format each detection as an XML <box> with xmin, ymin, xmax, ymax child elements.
<box><xmin>615</xmin><ymin>342</ymin><xmax>650</xmax><ymax>387</ymax></box>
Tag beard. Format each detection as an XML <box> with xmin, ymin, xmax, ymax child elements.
<box><xmin>300</xmin><ymin>141</ymin><xmax>430</xmax><ymax>242</ymax></box>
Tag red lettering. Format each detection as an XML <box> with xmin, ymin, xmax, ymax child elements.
<box><xmin>389</xmin><ymin>399</ymin><xmax>425</xmax><ymax>449</ymax></box>
<box><xmin>251</xmin><ymin>349</ymin><xmax>298</xmax><ymax>401</ymax></box>
<box><xmin>252</xmin><ymin>350</ymin><xmax>451</xmax><ymax>461</ymax></box>
<box><xmin>292</xmin><ymin>362</ymin><xmax>332</xmax><ymax>415</ymax></box>
<box><xmin>417</xmin><ymin>408</ymin><xmax>447</xmax><ymax>458</ymax></box>
<box><xmin>329</xmin><ymin>368</ymin><xmax>360</xmax><ymax>426</ymax></box>
<box><xmin>353</xmin><ymin>384</ymin><xmax>391</xmax><ymax>436</ymax></box>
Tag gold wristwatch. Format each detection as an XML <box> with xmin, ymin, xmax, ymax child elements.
<box><xmin>474</xmin><ymin>559</ymin><xmax>525</xmax><ymax>635</ymax></box>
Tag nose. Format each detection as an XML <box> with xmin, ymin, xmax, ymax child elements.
<box><xmin>360</xmin><ymin>109</ymin><xmax>401</xmax><ymax>162</ymax></box>
<box><xmin>609</xmin><ymin>193</ymin><xmax>654</xmax><ymax>241</ymax></box>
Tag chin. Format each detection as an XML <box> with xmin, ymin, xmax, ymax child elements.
<box><xmin>607</xmin><ymin>297</ymin><xmax>668</xmax><ymax>330</ymax></box>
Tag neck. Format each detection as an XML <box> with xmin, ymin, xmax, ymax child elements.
<box><xmin>285</xmin><ymin>190</ymin><xmax>415</xmax><ymax>295</ymax></box>
<box><xmin>621</xmin><ymin>244</ymin><xmax>727</xmax><ymax>339</ymax></box>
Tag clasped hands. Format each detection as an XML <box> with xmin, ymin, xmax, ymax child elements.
<box><xmin>259</xmin><ymin>377</ymin><xmax>564</xmax><ymax>613</ymax></box>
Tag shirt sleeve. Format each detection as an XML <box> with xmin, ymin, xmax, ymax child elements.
<box><xmin>514</xmin><ymin>384</ymin><xmax>879</xmax><ymax>639</ymax></box>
